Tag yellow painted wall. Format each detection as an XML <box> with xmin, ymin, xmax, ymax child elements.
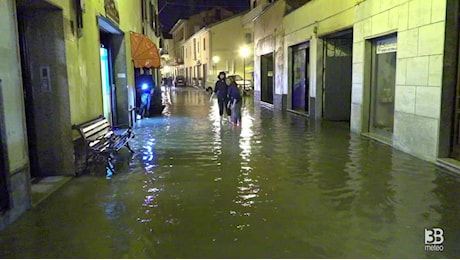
<box><xmin>0</xmin><ymin>0</ymin><xmax>28</xmax><ymax>172</ymax></box>
<box><xmin>183</xmin><ymin>28</ymin><xmax>210</xmax><ymax>79</ymax></box>
<box><xmin>210</xmin><ymin>14</ymin><xmax>250</xmax><ymax>78</ymax></box>
<box><xmin>45</xmin><ymin>0</ymin><xmax>145</xmax><ymax>125</ymax></box>
<box><xmin>283</xmin><ymin>0</ymin><xmax>356</xmax><ymax>37</ymax></box>
<box><xmin>283</xmin><ymin>0</ymin><xmax>355</xmax><ymax>101</ymax></box>
<box><xmin>253</xmin><ymin>1</ymin><xmax>284</xmax><ymax>94</ymax></box>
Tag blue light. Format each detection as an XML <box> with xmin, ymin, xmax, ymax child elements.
<box><xmin>141</xmin><ymin>83</ymin><xmax>149</xmax><ymax>90</ymax></box>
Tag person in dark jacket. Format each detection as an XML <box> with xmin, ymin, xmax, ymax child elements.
<box><xmin>209</xmin><ymin>71</ymin><xmax>231</xmax><ymax>121</ymax></box>
<box><xmin>227</xmin><ymin>77</ymin><xmax>242</xmax><ymax>126</ymax></box>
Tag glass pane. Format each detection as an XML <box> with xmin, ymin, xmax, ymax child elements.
<box><xmin>100</xmin><ymin>47</ymin><xmax>111</xmax><ymax>122</ymax></box>
<box><xmin>370</xmin><ymin>36</ymin><xmax>396</xmax><ymax>137</ymax></box>
<box><xmin>292</xmin><ymin>48</ymin><xmax>306</xmax><ymax>111</ymax></box>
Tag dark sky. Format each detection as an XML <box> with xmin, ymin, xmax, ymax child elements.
<box><xmin>158</xmin><ymin>0</ymin><xmax>250</xmax><ymax>34</ymax></box>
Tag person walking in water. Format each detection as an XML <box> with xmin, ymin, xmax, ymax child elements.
<box><xmin>227</xmin><ymin>76</ymin><xmax>242</xmax><ymax>126</ymax></box>
<box><xmin>209</xmin><ymin>71</ymin><xmax>231</xmax><ymax>121</ymax></box>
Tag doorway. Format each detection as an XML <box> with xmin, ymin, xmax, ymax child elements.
<box><xmin>369</xmin><ymin>34</ymin><xmax>397</xmax><ymax>138</ymax></box>
<box><xmin>323</xmin><ymin>29</ymin><xmax>353</xmax><ymax>121</ymax></box>
<box><xmin>98</xmin><ymin>16</ymin><xmax>128</xmax><ymax>127</ymax></box>
<box><xmin>291</xmin><ymin>43</ymin><xmax>309</xmax><ymax>114</ymax></box>
<box><xmin>100</xmin><ymin>45</ymin><xmax>112</xmax><ymax>124</ymax></box>
<box><xmin>261</xmin><ymin>53</ymin><xmax>274</xmax><ymax>104</ymax></box>
<box><xmin>16</xmin><ymin>1</ymin><xmax>74</xmax><ymax>177</ymax></box>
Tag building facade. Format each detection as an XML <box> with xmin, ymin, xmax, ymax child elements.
<box><xmin>169</xmin><ymin>7</ymin><xmax>247</xmax><ymax>87</ymax></box>
<box><xmin>181</xmin><ymin>12</ymin><xmax>253</xmax><ymax>89</ymax></box>
<box><xmin>250</xmin><ymin>0</ymin><xmax>460</xmax><ymax>169</ymax></box>
<box><xmin>351</xmin><ymin>0</ymin><xmax>447</xmax><ymax>163</ymax></box>
<box><xmin>0</xmin><ymin>0</ymin><xmax>161</xmax><ymax>230</ymax></box>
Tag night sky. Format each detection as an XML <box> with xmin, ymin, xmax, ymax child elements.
<box><xmin>159</xmin><ymin>0</ymin><xmax>250</xmax><ymax>34</ymax></box>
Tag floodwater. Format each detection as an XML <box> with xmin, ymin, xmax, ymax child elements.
<box><xmin>1</xmin><ymin>87</ymin><xmax>460</xmax><ymax>258</ymax></box>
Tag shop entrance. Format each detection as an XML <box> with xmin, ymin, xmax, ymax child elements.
<box><xmin>290</xmin><ymin>42</ymin><xmax>310</xmax><ymax>114</ymax></box>
<box><xmin>98</xmin><ymin>16</ymin><xmax>128</xmax><ymax>127</ymax></box>
<box><xmin>261</xmin><ymin>53</ymin><xmax>274</xmax><ymax>104</ymax></box>
<box><xmin>323</xmin><ymin>30</ymin><xmax>353</xmax><ymax>121</ymax></box>
<box><xmin>369</xmin><ymin>34</ymin><xmax>397</xmax><ymax>138</ymax></box>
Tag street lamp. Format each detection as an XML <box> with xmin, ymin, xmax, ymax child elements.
<box><xmin>212</xmin><ymin>56</ymin><xmax>220</xmax><ymax>75</ymax></box>
<box><xmin>239</xmin><ymin>46</ymin><xmax>249</xmax><ymax>91</ymax></box>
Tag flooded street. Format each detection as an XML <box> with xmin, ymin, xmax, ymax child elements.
<box><xmin>1</xmin><ymin>88</ymin><xmax>460</xmax><ymax>258</ymax></box>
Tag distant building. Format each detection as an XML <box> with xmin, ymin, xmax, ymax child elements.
<box><xmin>182</xmin><ymin>12</ymin><xmax>253</xmax><ymax>89</ymax></box>
<box><xmin>169</xmin><ymin>7</ymin><xmax>236</xmax><ymax>80</ymax></box>
<box><xmin>160</xmin><ymin>33</ymin><xmax>174</xmax><ymax>78</ymax></box>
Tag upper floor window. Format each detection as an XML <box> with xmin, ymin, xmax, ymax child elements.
<box><xmin>149</xmin><ymin>2</ymin><xmax>156</xmax><ymax>31</ymax></box>
<box><xmin>203</xmin><ymin>38</ymin><xmax>206</xmax><ymax>51</ymax></box>
<box><xmin>245</xmin><ymin>33</ymin><xmax>253</xmax><ymax>44</ymax></box>
<box><xmin>193</xmin><ymin>38</ymin><xmax>197</xmax><ymax>60</ymax></box>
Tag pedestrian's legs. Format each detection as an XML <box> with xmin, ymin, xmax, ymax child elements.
<box><xmin>236</xmin><ymin>101</ymin><xmax>242</xmax><ymax>125</ymax></box>
<box><xmin>217</xmin><ymin>98</ymin><xmax>224</xmax><ymax>117</ymax></box>
<box><xmin>225</xmin><ymin>97</ymin><xmax>231</xmax><ymax>120</ymax></box>
<box><xmin>145</xmin><ymin>94</ymin><xmax>152</xmax><ymax>117</ymax></box>
<box><xmin>231</xmin><ymin>100</ymin><xmax>241</xmax><ymax>125</ymax></box>
<box><xmin>139</xmin><ymin>103</ymin><xmax>146</xmax><ymax>118</ymax></box>
<box><xmin>231</xmin><ymin>102</ymin><xmax>238</xmax><ymax>125</ymax></box>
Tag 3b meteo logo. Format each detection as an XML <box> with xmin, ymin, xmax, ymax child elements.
<box><xmin>425</xmin><ymin>228</ymin><xmax>444</xmax><ymax>252</ymax></box>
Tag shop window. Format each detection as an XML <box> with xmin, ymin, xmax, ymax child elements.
<box><xmin>369</xmin><ymin>34</ymin><xmax>397</xmax><ymax>137</ymax></box>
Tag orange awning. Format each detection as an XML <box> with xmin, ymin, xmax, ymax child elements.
<box><xmin>130</xmin><ymin>31</ymin><xmax>161</xmax><ymax>68</ymax></box>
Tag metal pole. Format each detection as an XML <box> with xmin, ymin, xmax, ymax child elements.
<box><xmin>243</xmin><ymin>56</ymin><xmax>246</xmax><ymax>91</ymax></box>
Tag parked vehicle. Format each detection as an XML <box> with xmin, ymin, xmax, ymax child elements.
<box><xmin>227</xmin><ymin>74</ymin><xmax>252</xmax><ymax>95</ymax></box>
<box><xmin>205</xmin><ymin>74</ymin><xmax>253</xmax><ymax>94</ymax></box>
<box><xmin>205</xmin><ymin>75</ymin><xmax>217</xmax><ymax>92</ymax></box>
<box><xmin>173</xmin><ymin>75</ymin><xmax>186</xmax><ymax>87</ymax></box>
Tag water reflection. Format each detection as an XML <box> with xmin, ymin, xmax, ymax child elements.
<box><xmin>1</xmin><ymin>88</ymin><xmax>460</xmax><ymax>258</ymax></box>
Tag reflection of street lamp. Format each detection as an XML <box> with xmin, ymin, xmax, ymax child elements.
<box><xmin>240</xmin><ymin>46</ymin><xmax>249</xmax><ymax>91</ymax></box>
<box><xmin>212</xmin><ymin>56</ymin><xmax>220</xmax><ymax>75</ymax></box>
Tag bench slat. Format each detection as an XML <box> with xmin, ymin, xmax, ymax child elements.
<box><xmin>83</xmin><ymin>123</ymin><xmax>111</xmax><ymax>140</ymax></box>
<box><xmin>80</xmin><ymin>118</ymin><xmax>108</xmax><ymax>133</ymax></box>
<box><xmin>73</xmin><ymin>115</ymin><xmax>134</xmax><ymax>175</ymax></box>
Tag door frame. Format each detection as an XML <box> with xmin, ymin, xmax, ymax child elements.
<box><xmin>322</xmin><ymin>29</ymin><xmax>353</xmax><ymax>121</ymax></box>
<box><xmin>261</xmin><ymin>53</ymin><xmax>274</xmax><ymax>104</ymax></box>
<box><xmin>288</xmin><ymin>42</ymin><xmax>310</xmax><ymax>115</ymax></box>
<box><xmin>0</xmin><ymin>79</ymin><xmax>10</xmax><ymax>213</ymax></box>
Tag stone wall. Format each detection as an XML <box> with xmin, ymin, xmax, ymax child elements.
<box><xmin>351</xmin><ymin>0</ymin><xmax>447</xmax><ymax>161</ymax></box>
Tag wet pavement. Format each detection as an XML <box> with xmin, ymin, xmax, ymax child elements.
<box><xmin>1</xmin><ymin>87</ymin><xmax>460</xmax><ymax>258</ymax></box>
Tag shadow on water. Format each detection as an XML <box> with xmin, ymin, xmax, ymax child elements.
<box><xmin>0</xmin><ymin>88</ymin><xmax>460</xmax><ymax>258</ymax></box>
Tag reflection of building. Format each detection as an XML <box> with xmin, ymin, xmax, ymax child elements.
<box><xmin>249</xmin><ymin>0</ymin><xmax>460</xmax><ymax>168</ymax></box>
<box><xmin>0</xmin><ymin>0</ymin><xmax>160</xmax><ymax>230</ymax></box>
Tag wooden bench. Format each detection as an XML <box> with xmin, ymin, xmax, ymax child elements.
<box><xmin>72</xmin><ymin>115</ymin><xmax>134</xmax><ymax>177</ymax></box>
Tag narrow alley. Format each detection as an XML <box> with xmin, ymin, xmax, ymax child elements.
<box><xmin>0</xmin><ymin>88</ymin><xmax>459</xmax><ymax>258</ymax></box>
